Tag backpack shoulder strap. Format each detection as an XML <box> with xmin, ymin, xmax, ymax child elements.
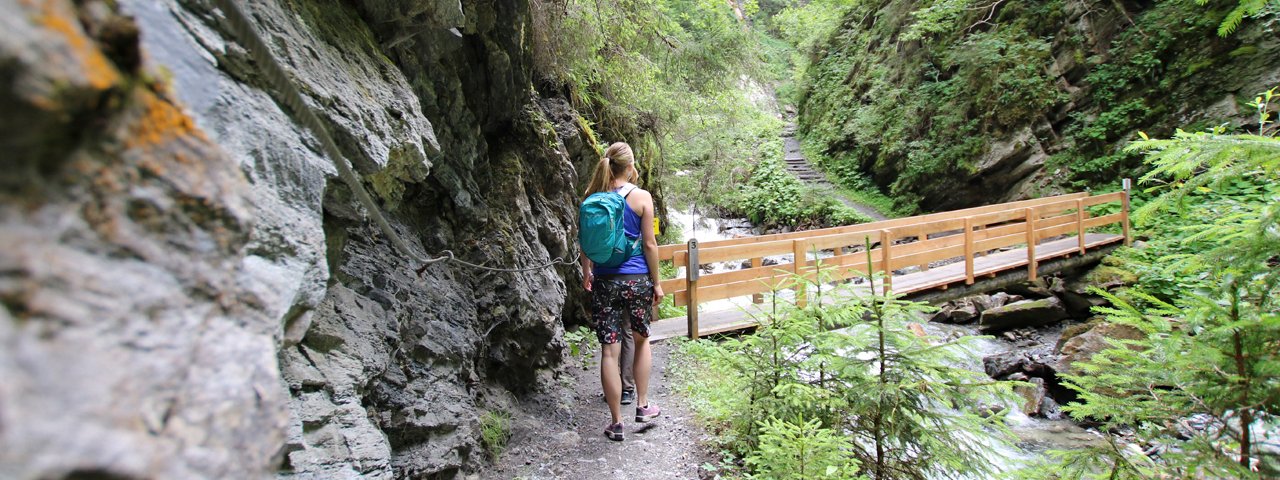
<box><xmin>618</xmin><ymin>183</ymin><xmax>639</xmax><ymax>198</ymax></box>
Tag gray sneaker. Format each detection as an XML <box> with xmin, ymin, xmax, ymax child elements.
<box><xmin>635</xmin><ymin>404</ymin><xmax>661</xmax><ymax>423</ymax></box>
<box><xmin>603</xmin><ymin>422</ymin><xmax>624</xmax><ymax>441</ymax></box>
<box><xmin>620</xmin><ymin>390</ymin><xmax>635</xmax><ymax>405</ymax></box>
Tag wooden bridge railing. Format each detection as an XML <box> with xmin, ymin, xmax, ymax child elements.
<box><xmin>658</xmin><ymin>186</ymin><xmax>1132</xmax><ymax>338</ymax></box>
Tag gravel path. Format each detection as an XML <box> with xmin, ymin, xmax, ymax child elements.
<box><xmin>483</xmin><ymin>342</ymin><xmax>718</xmax><ymax>479</ymax></box>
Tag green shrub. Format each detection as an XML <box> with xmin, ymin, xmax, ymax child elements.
<box><xmin>480</xmin><ymin>410</ymin><xmax>512</xmax><ymax>461</ymax></box>
<box><xmin>672</xmin><ymin>255</ymin><xmax>1020</xmax><ymax>478</ymax></box>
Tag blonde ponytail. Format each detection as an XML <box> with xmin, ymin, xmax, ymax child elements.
<box><xmin>583</xmin><ymin>142</ymin><xmax>638</xmax><ymax>197</ymax></box>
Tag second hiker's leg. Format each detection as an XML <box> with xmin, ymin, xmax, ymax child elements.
<box><xmin>620</xmin><ymin>320</ymin><xmax>635</xmax><ymax>394</ymax></box>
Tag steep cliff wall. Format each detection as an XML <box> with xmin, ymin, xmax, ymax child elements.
<box><xmin>799</xmin><ymin>0</ymin><xmax>1280</xmax><ymax>211</ymax></box>
<box><xmin>0</xmin><ymin>0</ymin><xmax>591</xmax><ymax>478</ymax></box>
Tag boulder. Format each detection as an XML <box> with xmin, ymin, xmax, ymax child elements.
<box><xmin>1057</xmin><ymin>323</ymin><xmax>1147</xmax><ymax>375</ymax></box>
<box><xmin>949</xmin><ymin>301</ymin><xmax>979</xmax><ymax>324</ymax></box>
<box><xmin>1009</xmin><ymin>373</ymin><xmax>1048</xmax><ymax>417</ymax></box>
<box><xmin>1060</xmin><ymin>289</ymin><xmax>1108</xmax><ymax>316</ymax></box>
<box><xmin>931</xmin><ymin>294</ymin><xmax>1013</xmax><ymax>324</ymax></box>
<box><xmin>1007</xmin><ymin>278</ymin><xmax>1055</xmax><ymax>299</ymax></box>
<box><xmin>1055</xmin><ymin>318</ymin><xmax>1104</xmax><ymax>353</ymax></box>
<box><xmin>1079</xmin><ymin>264</ymin><xmax>1139</xmax><ymax>291</ymax></box>
<box><xmin>983</xmin><ymin>348</ymin><xmax>1058</xmax><ymax>379</ymax></box>
<box><xmin>978</xmin><ymin>297</ymin><xmax>1069</xmax><ymax>333</ymax></box>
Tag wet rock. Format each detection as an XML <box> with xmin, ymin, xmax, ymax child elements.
<box><xmin>983</xmin><ymin>348</ymin><xmax>1058</xmax><ymax>380</ymax></box>
<box><xmin>979</xmin><ymin>297</ymin><xmax>1069</xmax><ymax>333</ymax></box>
<box><xmin>931</xmin><ymin>293</ymin><xmax>1017</xmax><ymax>324</ymax></box>
<box><xmin>1079</xmin><ymin>264</ymin><xmax>1138</xmax><ymax>291</ymax></box>
<box><xmin>1009</xmin><ymin>373</ymin><xmax>1048</xmax><ymax>417</ymax></box>
<box><xmin>1059</xmin><ymin>289</ymin><xmax>1108</xmax><ymax>316</ymax></box>
<box><xmin>1057</xmin><ymin>323</ymin><xmax>1147</xmax><ymax>375</ymax></box>
<box><xmin>1055</xmin><ymin>318</ymin><xmax>1103</xmax><ymax>352</ymax></box>
<box><xmin>1007</xmin><ymin>277</ymin><xmax>1059</xmax><ymax>299</ymax></box>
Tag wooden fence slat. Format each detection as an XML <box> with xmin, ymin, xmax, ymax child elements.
<box><xmin>964</xmin><ymin>216</ymin><xmax>975</xmax><ymax>285</ymax></box>
<box><xmin>1025</xmin><ymin>208</ymin><xmax>1038</xmax><ymax>281</ymax></box>
<box><xmin>1080</xmin><ymin>191</ymin><xmax>1124</xmax><ymax>207</ymax></box>
<box><xmin>889</xmin><ymin>244</ymin><xmax>965</xmax><ymax>271</ymax></box>
<box><xmin>697</xmin><ymin>239</ymin><xmax>795</xmax><ymax>264</ymax></box>
<box><xmin>881</xmin><ymin>229</ymin><xmax>893</xmax><ymax>292</ymax></box>
<box><xmin>1082</xmin><ymin>212</ymin><xmax>1125</xmax><ymax>229</ymax></box>
<box><xmin>1076</xmin><ymin>199</ymin><xmax>1086</xmax><ymax>254</ymax></box>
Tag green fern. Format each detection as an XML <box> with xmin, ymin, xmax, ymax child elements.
<box><xmin>1197</xmin><ymin>0</ymin><xmax>1279</xmax><ymax>36</ymax></box>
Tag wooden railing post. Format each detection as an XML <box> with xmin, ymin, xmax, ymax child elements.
<box><xmin>880</xmin><ymin>229</ymin><xmax>893</xmax><ymax>294</ymax></box>
<box><xmin>963</xmin><ymin>216</ymin><xmax>975</xmax><ymax>285</ymax></box>
<box><xmin>1025</xmin><ymin>208</ymin><xmax>1038</xmax><ymax>281</ymax></box>
<box><xmin>751</xmin><ymin>256</ymin><xmax>764</xmax><ymax>304</ymax></box>
<box><xmin>1122</xmin><ymin>178</ymin><xmax>1132</xmax><ymax>246</ymax></box>
<box><xmin>792</xmin><ymin>239</ymin><xmax>807</xmax><ymax>308</ymax></box>
<box><xmin>1075</xmin><ymin>198</ymin><xmax>1086</xmax><ymax>254</ymax></box>
<box><xmin>686</xmin><ymin>239</ymin><xmax>700</xmax><ymax>339</ymax></box>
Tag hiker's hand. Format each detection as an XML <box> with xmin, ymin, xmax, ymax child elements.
<box><xmin>652</xmin><ymin>284</ymin><xmax>664</xmax><ymax>306</ymax></box>
<box><xmin>583</xmin><ymin>273</ymin><xmax>592</xmax><ymax>292</ymax></box>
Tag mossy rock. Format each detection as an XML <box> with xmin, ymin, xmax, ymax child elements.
<box><xmin>1080</xmin><ymin>264</ymin><xmax>1138</xmax><ymax>289</ymax></box>
<box><xmin>1056</xmin><ymin>317</ymin><xmax>1104</xmax><ymax>353</ymax></box>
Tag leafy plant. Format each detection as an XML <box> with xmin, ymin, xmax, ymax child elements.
<box><xmin>480</xmin><ymin>410</ymin><xmax>513</xmax><ymax>461</ymax></box>
<box><xmin>746</xmin><ymin>416</ymin><xmax>862</xmax><ymax>479</ymax></box>
<box><xmin>563</xmin><ymin>326</ymin><xmax>595</xmax><ymax>369</ymax></box>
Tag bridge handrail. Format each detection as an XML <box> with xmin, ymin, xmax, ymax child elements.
<box><xmin>664</xmin><ymin>187</ymin><xmax>1132</xmax><ymax>338</ymax></box>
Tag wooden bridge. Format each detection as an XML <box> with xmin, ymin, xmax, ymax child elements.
<box><xmin>650</xmin><ymin>188</ymin><xmax>1131</xmax><ymax>340</ymax></box>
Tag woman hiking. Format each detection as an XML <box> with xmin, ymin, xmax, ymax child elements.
<box><xmin>578</xmin><ymin>142</ymin><xmax>663</xmax><ymax>441</ymax></box>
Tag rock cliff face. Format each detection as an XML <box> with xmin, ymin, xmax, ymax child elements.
<box><xmin>799</xmin><ymin>0</ymin><xmax>1280</xmax><ymax>211</ymax></box>
<box><xmin>0</xmin><ymin>0</ymin><xmax>591</xmax><ymax>478</ymax></box>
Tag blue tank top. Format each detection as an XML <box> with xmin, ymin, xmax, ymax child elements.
<box><xmin>593</xmin><ymin>185</ymin><xmax>648</xmax><ymax>276</ymax></box>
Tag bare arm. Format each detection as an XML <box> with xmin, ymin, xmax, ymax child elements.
<box><xmin>637</xmin><ymin>190</ymin><xmax>664</xmax><ymax>305</ymax></box>
<box><xmin>580</xmin><ymin>251</ymin><xmax>593</xmax><ymax>292</ymax></box>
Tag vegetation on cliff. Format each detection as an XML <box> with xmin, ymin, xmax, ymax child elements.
<box><xmin>797</xmin><ymin>0</ymin><xmax>1279</xmax><ymax>212</ymax></box>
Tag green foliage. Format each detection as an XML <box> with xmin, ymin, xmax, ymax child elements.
<box><xmin>733</xmin><ymin>157</ymin><xmax>873</xmax><ymax>227</ymax></box>
<box><xmin>672</xmin><ymin>252</ymin><xmax>1020</xmax><ymax>479</ymax></box>
<box><xmin>1198</xmin><ymin>0</ymin><xmax>1280</xmax><ymax>36</ymax></box>
<box><xmin>1043</xmin><ymin>89</ymin><xmax>1280</xmax><ymax>477</ymax></box>
<box><xmin>480</xmin><ymin>410</ymin><xmax>513</xmax><ymax>461</ymax></box>
<box><xmin>746</xmin><ymin>417</ymin><xmax>862</xmax><ymax>479</ymax></box>
<box><xmin>797</xmin><ymin>0</ymin><xmax>1271</xmax><ymax>208</ymax></box>
<box><xmin>807</xmin><ymin>145</ymin><xmax>912</xmax><ymax>217</ymax></box>
<box><xmin>563</xmin><ymin>326</ymin><xmax>595</xmax><ymax>368</ymax></box>
<box><xmin>657</xmin><ymin>293</ymin><xmax>687</xmax><ymax>319</ymax></box>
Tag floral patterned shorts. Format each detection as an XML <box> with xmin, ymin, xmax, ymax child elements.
<box><xmin>590</xmin><ymin>277</ymin><xmax>654</xmax><ymax>344</ymax></box>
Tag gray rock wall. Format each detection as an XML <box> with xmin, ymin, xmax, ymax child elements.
<box><xmin>1</xmin><ymin>0</ymin><xmax>590</xmax><ymax>478</ymax></box>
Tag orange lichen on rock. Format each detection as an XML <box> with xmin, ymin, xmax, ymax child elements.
<box><xmin>126</xmin><ymin>92</ymin><xmax>207</xmax><ymax>150</ymax></box>
<box><xmin>36</xmin><ymin>0</ymin><xmax>120</xmax><ymax>91</ymax></box>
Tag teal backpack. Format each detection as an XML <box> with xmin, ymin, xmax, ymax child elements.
<box><xmin>579</xmin><ymin>184</ymin><xmax>641</xmax><ymax>268</ymax></box>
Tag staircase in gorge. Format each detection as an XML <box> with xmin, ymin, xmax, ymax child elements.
<box><xmin>782</xmin><ymin>125</ymin><xmax>830</xmax><ymax>185</ymax></box>
<box><xmin>781</xmin><ymin>123</ymin><xmax>887</xmax><ymax>222</ymax></box>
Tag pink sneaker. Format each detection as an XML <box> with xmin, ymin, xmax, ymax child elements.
<box><xmin>603</xmin><ymin>422</ymin><xmax>624</xmax><ymax>441</ymax></box>
<box><xmin>635</xmin><ymin>404</ymin><xmax>661</xmax><ymax>423</ymax></box>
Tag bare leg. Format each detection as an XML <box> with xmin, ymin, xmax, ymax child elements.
<box><xmin>600</xmin><ymin>342</ymin><xmax>623</xmax><ymax>424</ymax></box>
<box><xmin>631</xmin><ymin>331</ymin><xmax>653</xmax><ymax>408</ymax></box>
